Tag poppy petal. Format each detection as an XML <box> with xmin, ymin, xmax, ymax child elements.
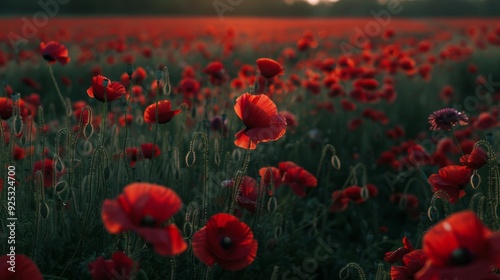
<box><xmin>234</xmin><ymin>129</ymin><xmax>258</xmax><ymax>150</ymax></box>
<box><xmin>215</xmin><ymin>238</ymin><xmax>258</xmax><ymax>271</ymax></box>
<box><xmin>137</xmin><ymin>225</ymin><xmax>187</xmax><ymax>256</ymax></box>
<box><xmin>192</xmin><ymin>227</ymin><xmax>216</xmax><ymax>266</ymax></box>
<box><xmin>288</xmin><ymin>182</ymin><xmax>307</xmax><ymax>197</ymax></box>
<box><xmin>390</xmin><ymin>266</ymin><xmax>409</xmax><ymax>280</ymax></box>
<box><xmin>101</xmin><ymin>199</ymin><xmax>134</xmax><ymax>234</ymax></box>
<box><xmin>234</xmin><ymin>93</ymin><xmax>277</xmax><ymax>129</ymax></box>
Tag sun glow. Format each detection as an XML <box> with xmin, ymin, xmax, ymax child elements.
<box><xmin>305</xmin><ymin>0</ymin><xmax>339</xmax><ymax>5</ymax></box>
<box><xmin>285</xmin><ymin>0</ymin><xmax>339</xmax><ymax>4</ymax></box>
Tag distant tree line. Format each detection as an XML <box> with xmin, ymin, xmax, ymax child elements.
<box><xmin>1</xmin><ymin>0</ymin><xmax>500</xmax><ymax>17</ymax></box>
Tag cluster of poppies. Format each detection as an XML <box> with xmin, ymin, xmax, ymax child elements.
<box><xmin>385</xmin><ymin>211</ymin><xmax>500</xmax><ymax>280</ymax></box>
<box><xmin>100</xmin><ymin>183</ymin><xmax>258</xmax><ymax>272</ymax></box>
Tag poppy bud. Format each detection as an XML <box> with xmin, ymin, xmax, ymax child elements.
<box><xmin>155</xmin><ymin>69</ymin><xmax>163</xmax><ymax>82</ymax></box>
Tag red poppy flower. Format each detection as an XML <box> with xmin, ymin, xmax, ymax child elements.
<box><xmin>390</xmin><ymin>250</ymin><xmax>427</xmax><ymax>280</ymax></box>
<box><xmin>279</xmin><ymin>111</ymin><xmax>298</xmax><ymax>128</ymax></box>
<box><xmin>408</xmin><ymin>144</ymin><xmax>432</xmax><ymax>166</ymax></box>
<box><xmin>416</xmin><ymin>210</ymin><xmax>500</xmax><ymax>280</ymax></box>
<box><xmin>233</xmin><ymin>93</ymin><xmax>287</xmax><ymax>150</ymax></box>
<box><xmin>132</xmin><ymin>67</ymin><xmax>147</xmax><ymax>84</ymax></box>
<box><xmin>0</xmin><ymin>97</ymin><xmax>13</xmax><ymax>120</ymax></box>
<box><xmin>385</xmin><ymin>236</ymin><xmax>415</xmax><ymax>264</ymax></box>
<box><xmin>230</xmin><ymin>78</ymin><xmax>245</xmax><ymax>91</ymax></box>
<box><xmin>439</xmin><ymin>85</ymin><xmax>454</xmax><ymax>104</ymax></box>
<box><xmin>330</xmin><ymin>190</ymin><xmax>350</xmax><ymax>212</ymax></box>
<box><xmin>237</xmin><ymin>176</ymin><xmax>259</xmax><ymax>213</ymax></box>
<box><xmin>87</xmin><ymin>75</ymin><xmax>126</xmax><ymax>102</ymax></box>
<box><xmin>348</xmin><ymin>118</ymin><xmax>364</xmax><ymax>130</ymax></box>
<box><xmin>178</xmin><ymin>78</ymin><xmax>201</xmax><ymax>96</ymax></box>
<box><xmin>341</xmin><ymin>99</ymin><xmax>356</xmax><ymax>112</ymax></box>
<box><xmin>280</xmin><ymin>163</ymin><xmax>317</xmax><ymax>198</ymax></box>
<box><xmin>140</xmin><ymin>143</ymin><xmax>161</xmax><ymax>159</ymax></box>
<box><xmin>203</xmin><ymin>61</ymin><xmax>227</xmax><ymax>85</ymax></box>
<box><xmin>24</xmin><ymin>93</ymin><xmax>40</xmax><ymax>107</ymax></box>
<box><xmin>377</xmin><ymin>151</ymin><xmax>399</xmax><ymax>168</ymax></box>
<box><xmin>143</xmin><ymin>100</ymin><xmax>181</xmax><ymax>124</ymax></box>
<box><xmin>101</xmin><ymin>183</ymin><xmax>187</xmax><ymax>256</ymax></box>
<box><xmin>342</xmin><ymin>185</ymin><xmax>377</xmax><ymax>203</ymax></box>
<box><xmin>88</xmin><ymin>252</ymin><xmax>137</xmax><ymax>280</ymax></box>
<box><xmin>428</xmin><ymin>165</ymin><xmax>471</xmax><ymax>204</ymax></box>
<box><xmin>182</xmin><ymin>66</ymin><xmax>196</xmax><ymax>79</ymax></box>
<box><xmin>259</xmin><ymin>167</ymin><xmax>282</xmax><ymax>190</ymax></box>
<box><xmin>40</xmin><ymin>41</ymin><xmax>70</xmax><ymax>65</ymax></box>
<box><xmin>118</xmin><ymin>115</ymin><xmax>133</xmax><ymax>127</ymax></box>
<box><xmin>192</xmin><ymin>213</ymin><xmax>258</xmax><ymax>271</ymax></box>
<box><xmin>124</xmin><ymin>147</ymin><xmax>139</xmax><ymax>167</ymax></box>
<box><xmin>474</xmin><ymin>112</ymin><xmax>498</xmax><ymax>130</ymax></box>
<box><xmin>460</xmin><ymin>147</ymin><xmax>488</xmax><ymax>170</ymax></box>
<box><xmin>0</xmin><ymin>254</ymin><xmax>43</xmax><ymax>280</ymax></box>
<box><xmin>256</xmin><ymin>58</ymin><xmax>283</xmax><ymax>79</ymax></box>
<box><xmin>353</xmin><ymin>78</ymin><xmax>379</xmax><ymax>90</ymax></box>
<box><xmin>304</xmin><ymin>79</ymin><xmax>321</xmax><ymax>95</ymax></box>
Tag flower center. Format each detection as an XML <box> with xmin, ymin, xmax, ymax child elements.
<box><xmin>140</xmin><ymin>215</ymin><xmax>156</xmax><ymax>227</ymax></box>
<box><xmin>42</xmin><ymin>54</ymin><xmax>56</xmax><ymax>62</ymax></box>
<box><xmin>450</xmin><ymin>247</ymin><xmax>474</xmax><ymax>266</ymax></box>
<box><xmin>220</xmin><ymin>237</ymin><xmax>232</xmax><ymax>249</ymax></box>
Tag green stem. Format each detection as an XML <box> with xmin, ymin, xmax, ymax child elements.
<box><xmin>450</xmin><ymin>126</ymin><xmax>464</xmax><ymax>156</ymax></box>
<box><xmin>148</xmin><ymin>83</ymin><xmax>161</xmax><ymax>181</ymax></box>
<box><xmin>229</xmin><ymin>148</ymin><xmax>251</xmax><ymax>215</ymax></box>
<box><xmin>99</xmin><ymin>91</ymin><xmax>108</xmax><ymax>147</ymax></box>
<box><xmin>122</xmin><ymin>79</ymin><xmax>133</xmax><ymax>180</ymax></box>
<box><xmin>48</xmin><ymin>64</ymin><xmax>71</xmax><ymax>117</ymax></box>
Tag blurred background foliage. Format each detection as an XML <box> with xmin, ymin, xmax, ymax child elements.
<box><xmin>1</xmin><ymin>0</ymin><xmax>500</xmax><ymax>17</ymax></box>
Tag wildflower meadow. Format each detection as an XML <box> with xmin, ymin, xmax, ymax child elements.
<box><xmin>0</xmin><ymin>9</ymin><xmax>500</xmax><ymax>280</ymax></box>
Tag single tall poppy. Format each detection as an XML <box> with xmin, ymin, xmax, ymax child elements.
<box><xmin>234</xmin><ymin>93</ymin><xmax>287</xmax><ymax>150</ymax></box>
<box><xmin>40</xmin><ymin>41</ymin><xmax>70</xmax><ymax>65</ymax></box>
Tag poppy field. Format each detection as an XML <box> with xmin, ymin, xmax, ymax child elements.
<box><xmin>1</xmin><ymin>16</ymin><xmax>500</xmax><ymax>279</ymax></box>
